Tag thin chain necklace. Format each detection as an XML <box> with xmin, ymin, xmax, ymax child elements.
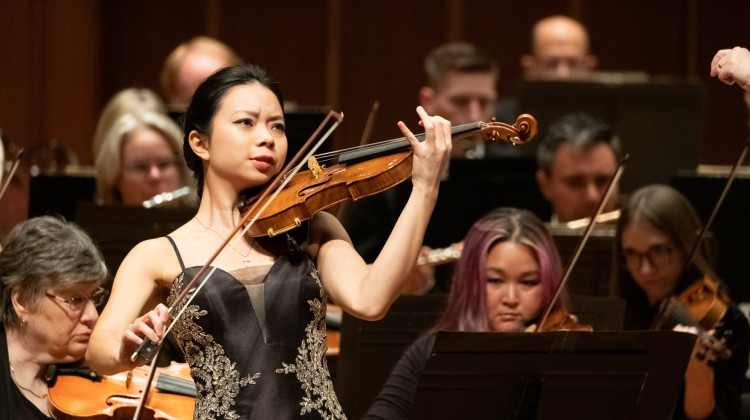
<box><xmin>9</xmin><ymin>363</ymin><xmax>47</xmax><ymax>399</ymax></box>
<box><xmin>195</xmin><ymin>217</ymin><xmax>255</xmax><ymax>267</ymax></box>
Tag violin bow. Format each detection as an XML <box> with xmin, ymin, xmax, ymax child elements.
<box><xmin>129</xmin><ymin>110</ymin><xmax>343</xmax><ymax>420</ymax></box>
<box><xmin>336</xmin><ymin>100</ymin><xmax>379</xmax><ymax>221</ymax></box>
<box><xmin>654</xmin><ymin>139</ymin><xmax>750</xmax><ymax>338</ymax></box>
<box><xmin>0</xmin><ymin>148</ymin><xmax>23</xmax><ymax>203</ymax></box>
<box><xmin>537</xmin><ymin>154</ymin><xmax>630</xmax><ymax>329</ymax></box>
<box><xmin>681</xmin><ymin>139</ymin><xmax>750</xmax><ymax>276</ymax></box>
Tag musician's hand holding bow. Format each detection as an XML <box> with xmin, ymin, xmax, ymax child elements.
<box><xmin>120</xmin><ymin>303</ymin><xmax>170</xmax><ymax>364</ymax></box>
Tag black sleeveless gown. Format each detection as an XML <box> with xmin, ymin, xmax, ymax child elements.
<box><xmin>164</xmin><ymin>235</ymin><xmax>345</xmax><ymax>419</ymax></box>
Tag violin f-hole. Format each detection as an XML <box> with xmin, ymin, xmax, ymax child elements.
<box><xmin>297</xmin><ymin>173</ymin><xmax>333</xmax><ymax>197</ymax></box>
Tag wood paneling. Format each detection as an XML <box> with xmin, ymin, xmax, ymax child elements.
<box><xmin>1</xmin><ymin>0</ymin><xmax>749</xmax><ymax>167</ymax></box>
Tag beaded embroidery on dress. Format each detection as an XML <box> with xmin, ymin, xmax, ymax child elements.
<box><xmin>168</xmin><ymin>273</ymin><xmax>261</xmax><ymax>420</ymax></box>
<box><xmin>276</xmin><ymin>270</ymin><xmax>346</xmax><ymax>419</ymax></box>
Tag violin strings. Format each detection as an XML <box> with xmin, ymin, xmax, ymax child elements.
<box><xmin>666</xmin><ymin>300</ymin><xmax>714</xmax><ymax>343</ymax></box>
<box><xmin>311</xmin><ymin>121</ymin><xmax>483</xmax><ymax>163</ymax></box>
<box><xmin>312</xmin><ymin>137</ymin><xmax>410</xmax><ymax>162</ymax></box>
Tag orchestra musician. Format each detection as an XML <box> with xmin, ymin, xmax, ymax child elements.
<box><xmin>86</xmin><ymin>64</ymin><xmax>452</xmax><ymax>418</ymax></box>
<box><xmin>160</xmin><ymin>36</ymin><xmax>243</xmax><ymax>116</ymax></box>
<box><xmin>92</xmin><ymin>87</ymin><xmax>166</xmax><ymax>160</ymax></box>
<box><xmin>617</xmin><ymin>184</ymin><xmax>750</xmax><ymax>420</ymax></box>
<box><xmin>94</xmin><ymin>110</ymin><xmax>194</xmax><ymax>207</ymax></box>
<box><xmin>363</xmin><ymin>207</ymin><xmax>576</xmax><ymax>419</ymax></box>
<box><xmin>0</xmin><ymin>216</ymin><xmax>108</xmax><ymax>419</ymax></box>
<box><xmin>344</xmin><ymin>42</ymin><xmax>501</xmax><ymax>294</ymax></box>
<box><xmin>536</xmin><ymin>112</ymin><xmax>622</xmax><ymax>224</ymax></box>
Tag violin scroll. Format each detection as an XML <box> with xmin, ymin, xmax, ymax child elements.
<box><xmin>481</xmin><ymin>114</ymin><xmax>538</xmax><ymax>146</ymax></box>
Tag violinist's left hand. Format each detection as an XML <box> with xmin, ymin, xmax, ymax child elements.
<box><xmin>674</xmin><ymin>324</ymin><xmax>717</xmax><ymax>419</ymax></box>
<box><xmin>398</xmin><ymin>106</ymin><xmax>452</xmax><ymax>197</ymax></box>
<box><xmin>674</xmin><ymin>324</ymin><xmax>718</xmax><ymax>365</ymax></box>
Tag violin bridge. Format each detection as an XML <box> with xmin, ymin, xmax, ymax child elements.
<box><xmin>308</xmin><ymin>156</ymin><xmax>322</xmax><ymax>178</ymax></box>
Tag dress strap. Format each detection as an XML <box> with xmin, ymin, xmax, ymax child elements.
<box><xmin>165</xmin><ymin>236</ymin><xmax>186</xmax><ymax>272</ymax></box>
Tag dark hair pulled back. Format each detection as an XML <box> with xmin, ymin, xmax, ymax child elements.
<box><xmin>182</xmin><ymin>64</ymin><xmax>283</xmax><ymax>197</ymax></box>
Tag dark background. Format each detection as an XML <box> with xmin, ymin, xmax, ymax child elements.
<box><xmin>3</xmin><ymin>1</ymin><xmax>750</xmax><ymax>301</ymax></box>
<box><xmin>1</xmin><ymin>0</ymin><xmax>749</xmax><ymax>169</ymax></box>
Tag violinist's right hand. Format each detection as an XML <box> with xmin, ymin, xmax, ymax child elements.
<box><xmin>120</xmin><ymin>303</ymin><xmax>170</xmax><ymax>363</ymax></box>
<box><xmin>710</xmin><ymin>47</ymin><xmax>750</xmax><ymax>93</ymax></box>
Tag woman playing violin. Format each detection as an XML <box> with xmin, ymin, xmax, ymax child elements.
<box><xmin>364</xmin><ymin>207</ymin><xmax>577</xmax><ymax>419</ymax></box>
<box><xmin>1</xmin><ymin>216</ymin><xmax>108</xmax><ymax>419</ymax></box>
<box><xmin>617</xmin><ymin>184</ymin><xmax>750</xmax><ymax>420</ymax></box>
<box><xmin>86</xmin><ymin>64</ymin><xmax>452</xmax><ymax>419</ymax></box>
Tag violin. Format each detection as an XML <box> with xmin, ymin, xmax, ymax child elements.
<box><xmin>649</xmin><ymin>142</ymin><xmax>750</xmax><ymax>361</ymax></box>
<box><xmin>534</xmin><ymin>309</ymin><xmax>594</xmax><ymax>332</ymax></box>
<box><xmin>47</xmin><ymin>362</ymin><xmax>195</xmax><ymax>419</ymax></box>
<box><xmin>654</xmin><ymin>275</ymin><xmax>732</xmax><ymax>360</ymax></box>
<box><xmin>524</xmin><ymin>309</ymin><xmax>593</xmax><ymax>332</ymax></box>
<box><xmin>241</xmin><ymin>116</ymin><xmax>538</xmax><ymax>237</ymax></box>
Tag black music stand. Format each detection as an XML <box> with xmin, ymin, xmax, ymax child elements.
<box><xmin>74</xmin><ymin>202</ymin><xmax>194</xmax><ymax>285</ymax></box>
<box><xmin>411</xmin><ymin>330</ymin><xmax>695</xmax><ymax>420</ymax></box>
<box><xmin>28</xmin><ymin>175</ymin><xmax>96</xmax><ymax>220</ymax></box>
<box><xmin>548</xmin><ymin>224</ymin><xmax>618</xmax><ymax>297</ymax></box>
<box><xmin>519</xmin><ymin>76</ymin><xmax>704</xmax><ymax>192</ymax></box>
<box><xmin>336</xmin><ymin>294</ymin><xmax>448</xmax><ymax>419</ymax></box>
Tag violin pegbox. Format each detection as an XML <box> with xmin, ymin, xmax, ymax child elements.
<box><xmin>480</xmin><ymin>114</ymin><xmax>538</xmax><ymax>146</ymax></box>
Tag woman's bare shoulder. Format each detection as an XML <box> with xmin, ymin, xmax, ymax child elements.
<box><xmin>118</xmin><ymin>236</ymin><xmax>182</xmax><ymax>282</ymax></box>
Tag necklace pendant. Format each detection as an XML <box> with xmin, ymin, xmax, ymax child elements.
<box><xmin>243</xmin><ymin>256</ymin><xmax>251</xmax><ymax>268</ymax></box>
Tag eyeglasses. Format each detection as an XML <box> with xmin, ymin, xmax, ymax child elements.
<box><xmin>621</xmin><ymin>243</ymin><xmax>677</xmax><ymax>271</ymax></box>
<box><xmin>123</xmin><ymin>156</ymin><xmax>179</xmax><ymax>176</ymax></box>
<box><xmin>45</xmin><ymin>287</ymin><xmax>108</xmax><ymax>312</ymax></box>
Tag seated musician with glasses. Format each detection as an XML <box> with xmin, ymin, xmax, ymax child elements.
<box><xmin>0</xmin><ymin>216</ymin><xmax>108</xmax><ymax>419</ymax></box>
<box><xmin>94</xmin><ymin>108</ymin><xmax>195</xmax><ymax>208</ymax></box>
<box><xmin>616</xmin><ymin>184</ymin><xmax>750</xmax><ymax>420</ymax></box>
